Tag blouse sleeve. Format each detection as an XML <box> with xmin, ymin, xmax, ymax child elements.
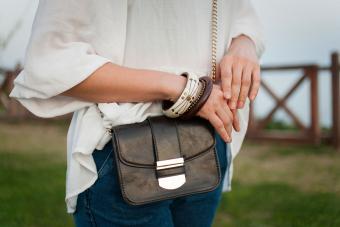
<box><xmin>228</xmin><ymin>0</ymin><xmax>266</xmax><ymax>58</ymax></box>
<box><xmin>9</xmin><ymin>0</ymin><xmax>113</xmax><ymax>118</ymax></box>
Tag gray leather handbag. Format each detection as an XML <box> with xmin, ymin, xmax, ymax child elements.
<box><xmin>110</xmin><ymin>115</ymin><xmax>221</xmax><ymax>205</ymax></box>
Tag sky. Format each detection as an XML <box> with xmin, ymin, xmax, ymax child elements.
<box><xmin>0</xmin><ymin>0</ymin><xmax>339</xmax><ymax>127</ymax></box>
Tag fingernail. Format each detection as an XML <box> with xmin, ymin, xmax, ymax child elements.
<box><xmin>237</xmin><ymin>101</ymin><xmax>244</xmax><ymax>108</ymax></box>
<box><xmin>230</xmin><ymin>102</ymin><xmax>236</xmax><ymax>109</ymax></box>
<box><xmin>250</xmin><ymin>94</ymin><xmax>255</xmax><ymax>100</ymax></box>
<box><xmin>224</xmin><ymin>92</ymin><xmax>231</xmax><ymax>99</ymax></box>
<box><xmin>225</xmin><ymin>136</ymin><xmax>230</xmax><ymax>143</ymax></box>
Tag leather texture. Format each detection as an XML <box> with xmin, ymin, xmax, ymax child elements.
<box><xmin>111</xmin><ymin>115</ymin><xmax>221</xmax><ymax>205</ymax></box>
<box><xmin>148</xmin><ymin>117</ymin><xmax>182</xmax><ymax>161</ymax></box>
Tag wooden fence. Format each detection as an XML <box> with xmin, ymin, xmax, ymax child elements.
<box><xmin>1</xmin><ymin>53</ymin><xmax>339</xmax><ymax>150</ymax></box>
<box><xmin>247</xmin><ymin>52</ymin><xmax>340</xmax><ymax>151</ymax></box>
<box><xmin>0</xmin><ymin>64</ymin><xmax>28</xmax><ymax>119</ymax></box>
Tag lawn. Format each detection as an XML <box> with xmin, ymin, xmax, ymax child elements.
<box><xmin>0</xmin><ymin>120</ymin><xmax>339</xmax><ymax>227</ymax></box>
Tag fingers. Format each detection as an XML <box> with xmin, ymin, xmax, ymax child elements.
<box><xmin>215</xmin><ymin>61</ymin><xmax>221</xmax><ymax>82</ymax></box>
<box><xmin>249</xmin><ymin>65</ymin><xmax>261</xmax><ymax>100</ymax></box>
<box><xmin>208</xmin><ymin>113</ymin><xmax>231</xmax><ymax>143</ymax></box>
<box><xmin>219</xmin><ymin>55</ymin><xmax>261</xmax><ymax>109</ymax></box>
<box><xmin>229</xmin><ymin>62</ymin><xmax>242</xmax><ymax>109</ymax></box>
<box><xmin>222</xmin><ymin>100</ymin><xmax>233</xmax><ymax>120</ymax></box>
<box><xmin>220</xmin><ymin>57</ymin><xmax>232</xmax><ymax>99</ymax></box>
<box><xmin>216</xmin><ymin>106</ymin><xmax>232</xmax><ymax>139</ymax></box>
<box><xmin>237</xmin><ymin>64</ymin><xmax>252</xmax><ymax>108</ymax></box>
<box><xmin>195</xmin><ymin>86</ymin><xmax>236</xmax><ymax>143</ymax></box>
<box><xmin>232</xmin><ymin>109</ymin><xmax>240</xmax><ymax>132</ymax></box>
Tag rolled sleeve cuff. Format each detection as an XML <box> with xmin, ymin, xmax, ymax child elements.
<box><xmin>9</xmin><ymin>56</ymin><xmax>111</xmax><ymax>118</ymax></box>
<box><xmin>228</xmin><ymin>25</ymin><xmax>266</xmax><ymax>59</ymax></box>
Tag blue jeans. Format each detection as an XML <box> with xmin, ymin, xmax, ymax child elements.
<box><xmin>73</xmin><ymin>130</ymin><xmax>230</xmax><ymax>227</ymax></box>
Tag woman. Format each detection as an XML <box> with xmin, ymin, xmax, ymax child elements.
<box><xmin>9</xmin><ymin>0</ymin><xmax>265</xmax><ymax>226</ymax></box>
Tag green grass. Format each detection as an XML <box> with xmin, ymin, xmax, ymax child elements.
<box><xmin>0</xmin><ymin>120</ymin><xmax>339</xmax><ymax>227</ymax></box>
<box><xmin>215</xmin><ymin>182</ymin><xmax>340</xmax><ymax>227</ymax></box>
<box><xmin>264</xmin><ymin>120</ymin><xmax>299</xmax><ymax>131</ymax></box>
<box><xmin>0</xmin><ymin>120</ymin><xmax>73</xmax><ymax>227</ymax></box>
<box><xmin>264</xmin><ymin>120</ymin><xmax>331</xmax><ymax>133</ymax></box>
<box><xmin>0</xmin><ymin>152</ymin><xmax>73</xmax><ymax>227</ymax></box>
<box><xmin>214</xmin><ymin>142</ymin><xmax>340</xmax><ymax>227</ymax></box>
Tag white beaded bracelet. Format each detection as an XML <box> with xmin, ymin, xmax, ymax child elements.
<box><xmin>162</xmin><ymin>72</ymin><xmax>201</xmax><ymax>118</ymax></box>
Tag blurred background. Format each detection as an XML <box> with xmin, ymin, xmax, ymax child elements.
<box><xmin>0</xmin><ymin>0</ymin><xmax>339</xmax><ymax>226</ymax></box>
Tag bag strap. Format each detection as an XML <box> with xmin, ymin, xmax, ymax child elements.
<box><xmin>147</xmin><ymin>117</ymin><xmax>186</xmax><ymax>189</ymax></box>
<box><xmin>147</xmin><ymin>117</ymin><xmax>182</xmax><ymax>162</ymax></box>
<box><xmin>211</xmin><ymin>0</ymin><xmax>218</xmax><ymax>82</ymax></box>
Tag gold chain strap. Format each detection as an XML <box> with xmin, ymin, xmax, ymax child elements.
<box><xmin>211</xmin><ymin>0</ymin><xmax>218</xmax><ymax>82</ymax></box>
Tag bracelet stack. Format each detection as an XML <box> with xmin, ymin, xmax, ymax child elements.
<box><xmin>162</xmin><ymin>72</ymin><xmax>213</xmax><ymax>119</ymax></box>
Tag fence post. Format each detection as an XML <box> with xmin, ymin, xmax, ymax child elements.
<box><xmin>308</xmin><ymin>65</ymin><xmax>321</xmax><ymax>145</ymax></box>
<box><xmin>331</xmin><ymin>52</ymin><xmax>340</xmax><ymax>151</ymax></box>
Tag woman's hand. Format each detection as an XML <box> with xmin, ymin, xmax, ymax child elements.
<box><xmin>196</xmin><ymin>84</ymin><xmax>240</xmax><ymax>143</ymax></box>
<box><xmin>217</xmin><ymin>34</ymin><xmax>261</xmax><ymax>110</ymax></box>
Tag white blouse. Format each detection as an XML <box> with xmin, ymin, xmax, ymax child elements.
<box><xmin>9</xmin><ymin>0</ymin><xmax>265</xmax><ymax>213</ymax></box>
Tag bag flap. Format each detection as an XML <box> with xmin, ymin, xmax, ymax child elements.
<box><xmin>111</xmin><ymin>116</ymin><xmax>215</xmax><ymax>168</ymax></box>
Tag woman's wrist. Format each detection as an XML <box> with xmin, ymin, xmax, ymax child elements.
<box><xmin>160</xmin><ymin>72</ymin><xmax>187</xmax><ymax>102</ymax></box>
<box><xmin>179</xmin><ymin>76</ymin><xmax>213</xmax><ymax>119</ymax></box>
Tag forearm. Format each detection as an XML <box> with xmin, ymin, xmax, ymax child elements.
<box><xmin>61</xmin><ymin>62</ymin><xmax>186</xmax><ymax>103</ymax></box>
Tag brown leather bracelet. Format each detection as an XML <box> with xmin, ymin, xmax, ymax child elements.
<box><xmin>179</xmin><ymin>76</ymin><xmax>213</xmax><ymax>120</ymax></box>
